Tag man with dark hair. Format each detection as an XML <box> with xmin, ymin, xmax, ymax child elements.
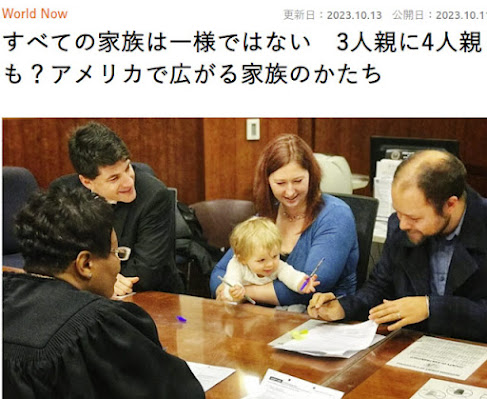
<box><xmin>308</xmin><ymin>150</ymin><xmax>487</xmax><ymax>343</ymax></box>
<box><xmin>52</xmin><ymin>122</ymin><xmax>184</xmax><ymax>294</ymax></box>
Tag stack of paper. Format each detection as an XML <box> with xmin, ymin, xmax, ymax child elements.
<box><xmin>269</xmin><ymin>319</ymin><xmax>381</xmax><ymax>358</ymax></box>
<box><xmin>243</xmin><ymin>369</ymin><xmax>344</xmax><ymax>399</ymax></box>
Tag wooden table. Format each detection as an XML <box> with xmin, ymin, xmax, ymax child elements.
<box><xmin>124</xmin><ymin>292</ymin><xmax>380</xmax><ymax>398</ymax></box>
<box><xmin>328</xmin><ymin>329</ymin><xmax>487</xmax><ymax>398</ymax></box>
<box><xmin>3</xmin><ymin>268</ymin><xmax>486</xmax><ymax>399</ymax></box>
<box><xmin>125</xmin><ymin>292</ymin><xmax>487</xmax><ymax>399</ymax></box>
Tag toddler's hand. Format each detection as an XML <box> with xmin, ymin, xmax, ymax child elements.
<box><xmin>299</xmin><ymin>274</ymin><xmax>320</xmax><ymax>294</ymax></box>
<box><xmin>230</xmin><ymin>284</ymin><xmax>246</xmax><ymax>301</ymax></box>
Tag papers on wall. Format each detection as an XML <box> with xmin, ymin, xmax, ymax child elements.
<box><xmin>376</xmin><ymin>158</ymin><xmax>403</xmax><ymax>180</ymax></box>
<box><xmin>242</xmin><ymin>369</ymin><xmax>344</xmax><ymax>399</ymax></box>
<box><xmin>373</xmin><ymin>219</ymin><xmax>388</xmax><ymax>243</ymax></box>
<box><xmin>387</xmin><ymin>336</ymin><xmax>487</xmax><ymax>381</ymax></box>
<box><xmin>374</xmin><ymin>159</ymin><xmax>402</xmax><ymax>220</ymax></box>
<box><xmin>187</xmin><ymin>362</ymin><xmax>235</xmax><ymax>392</ymax></box>
<box><xmin>374</xmin><ymin>177</ymin><xmax>395</xmax><ymax>220</ymax></box>
<box><xmin>410</xmin><ymin>378</ymin><xmax>487</xmax><ymax>399</ymax></box>
<box><xmin>269</xmin><ymin>319</ymin><xmax>381</xmax><ymax>358</ymax></box>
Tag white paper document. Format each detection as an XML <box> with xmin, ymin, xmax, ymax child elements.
<box><xmin>242</xmin><ymin>369</ymin><xmax>344</xmax><ymax>399</ymax></box>
<box><xmin>187</xmin><ymin>362</ymin><xmax>235</xmax><ymax>392</ymax></box>
<box><xmin>387</xmin><ymin>336</ymin><xmax>487</xmax><ymax>381</ymax></box>
<box><xmin>269</xmin><ymin>319</ymin><xmax>380</xmax><ymax>358</ymax></box>
<box><xmin>376</xmin><ymin>159</ymin><xmax>402</xmax><ymax>179</ymax></box>
<box><xmin>373</xmin><ymin>219</ymin><xmax>388</xmax><ymax>243</ymax></box>
<box><xmin>410</xmin><ymin>378</ymin><xmax>487</xmax><ymax>399</ymax></box>
<box><xmin>374</xmin><ymin>177</ymin><xmax>395</xmax><ymax>220</ymax></box>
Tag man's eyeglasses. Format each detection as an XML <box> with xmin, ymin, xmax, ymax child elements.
<box><xmin>111</xmin><ymin>246</ymin><xmax>131</xmax><ymax>261</ymax></box>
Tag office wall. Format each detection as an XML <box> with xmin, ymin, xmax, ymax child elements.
<box><xmin>2</xmin><ymin>118</ymin><xmax>205</xmax><ymax>204</ymax></box>
<box><xmin>3</xmin><ymin>118</ymin><xmax>486</xmax><ymax>203</ymax></box>
<box><xmin>202</xmin><ymin>118</ymin><xmax>312</xmax><ymax>199</ymax></box>
<box><xmin>2</xmin><ymin>118</ymin><xmax>310</xmax><ymax>203</ymax></box>
<box><xmin>202</xmin><ymin>118</ymin><xmax>487</xmax><ymax>199</ymax></box>
<box><xmin>313</xmin><ymin>118</ymin><xmax>487</xmax><ymax>197</ymax></box>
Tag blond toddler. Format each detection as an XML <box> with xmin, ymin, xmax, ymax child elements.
<box><xmin>220</xmin><ymin>217</ymin><xmax>319</xmax><ymax>303</ymax></box>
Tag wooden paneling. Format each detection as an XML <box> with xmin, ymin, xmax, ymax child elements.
<box><xmin>2</xmin><ymin>118</ymin><xmax>205</xmax><ymax>204</ymax></box>
<box><xmin>3</xmin><ymin>118</ymin><xmax>486</xmax><ymax>203</ymax></box>
<box><xmin>202</xmin><ymin>118</ymin><xmax>302</xmax><ymax>200</ymax></box>
<box><xmin>313</xmin><ymin>118</ymin><xmax>487</xmax><ymax>197</ymax></box>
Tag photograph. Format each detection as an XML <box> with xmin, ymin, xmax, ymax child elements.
<box><xmin>3</xmin><ymin>117</ymin><xmax>487</xmax><ymax>397</ymax></box>
<box><xmin>2</xmin><ymin>1</ymin><xmax>487</xmax><ymax>397</ymax></box>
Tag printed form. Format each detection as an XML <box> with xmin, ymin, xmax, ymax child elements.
<box><xmin>387</xmin><ymin>336</ymin><xmax>487</xmax><ymax>380</ymax></box>
<box><xmin>411</xmin><ymin>378</ymin><xmax>487</xmax><ymax>399</ymax></box>
<box><xmin>242</xmin><ymin>369</ymin><xmax>343</xmax><ymax>399</ymax></box>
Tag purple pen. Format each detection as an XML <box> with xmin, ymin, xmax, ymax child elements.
<box><xmin>300</xmin><ymin>257</ymin><xmax>324</xmax><ymax>291</ymax></box>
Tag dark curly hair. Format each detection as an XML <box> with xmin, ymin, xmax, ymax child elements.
<box><xmin>68</xmin><ymin>122</ymin><xmax>130</xmax><ymax>179</ymax></box>
<box><xmin>14</xmin><ymin>185</ymin><xmax>114</xmax><ymax>275</ymax></box>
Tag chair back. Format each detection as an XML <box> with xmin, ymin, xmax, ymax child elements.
<box><xmin>332</xmin><ymin>193</ymin><xmax>379</xmax><ymax>288</ymax></box>
<box><xmin>3</xmin><ymin>167</ymin><xmax>39</xmax><ymax>267</ymax></box>
<box><xmin>189</xmin><ymin>199</ymin><xmax>256</xmax><ymax>250</ymax></box>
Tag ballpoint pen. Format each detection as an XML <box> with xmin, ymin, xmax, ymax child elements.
<box><xmin>218</xmin><ymin>275</ymin><xmax>257</xmax><ymax>305</ymax></box>
<box><xmin>300</xmin><ymin>257</ymin><xmax>325</xmax><ymax>291</ymax></box>
<box><xmin>311</xmin><ymin>295</ymin><xmax>344</xmax><ymax>312</ymax></box>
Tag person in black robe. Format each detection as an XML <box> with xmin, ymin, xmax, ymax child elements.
<box><xmin>3</xmin><ymin>186</ymin><xmax>204</xmax><ymax>399</ymax></box>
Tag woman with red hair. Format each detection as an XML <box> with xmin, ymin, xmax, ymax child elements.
<box><xmin>210</xmin><ymin>134</ymin><xmax>359</xmax><ymax>306</ymax></box>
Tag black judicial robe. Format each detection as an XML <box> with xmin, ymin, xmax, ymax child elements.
<box><xmin>3</xmin><ymin>273</ymin><xmax>204</xmax><ymax>398</ymax></box>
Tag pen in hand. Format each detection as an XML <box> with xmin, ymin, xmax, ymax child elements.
<box><xmin>309</xmin><ymin>293</ymin><xmax>346</xmax><ymax>321</ymax></box>
<box><xmin>300</xmin><ymin>257</ymin><xmax>325</xmax><ymax>291</ymax></box>
<box><xmin>218</xmin><ymin>276</ymin><xmax>257</xmax><ymax>305</ymax></box>
<box><xmin>313</xmin><ymin>294</ymin><xmax>345</xmax><ymax>308</ymax></box>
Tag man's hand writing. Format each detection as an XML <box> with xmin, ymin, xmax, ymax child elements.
<box><xmin>307</xmin><ymin>292</ymin><xmax>345</xmax><ymax>321</ymax></box>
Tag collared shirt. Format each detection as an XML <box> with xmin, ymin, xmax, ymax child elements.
<box><xmin>429</xmin><ymin>209</ymin><xmax>466</xmax><ymax>295</ymax></box>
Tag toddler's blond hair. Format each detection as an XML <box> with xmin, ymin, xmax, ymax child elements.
<box><xmin>229</xmin><ymin>216</ymin><xmax>281</xmax><ymax>262</ymax></box>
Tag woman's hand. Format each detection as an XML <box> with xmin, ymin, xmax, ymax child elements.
<box><xmin>215</xmin><ymin>283</ymin><xmax>226</xmax><ymax>301</ymax></box>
